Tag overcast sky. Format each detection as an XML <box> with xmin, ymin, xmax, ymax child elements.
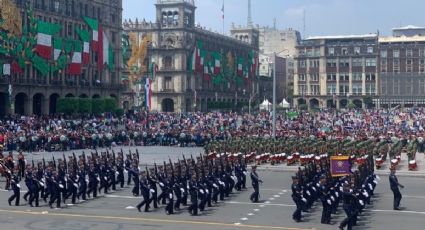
<box><xmin>123</xmin><ymin>0</ymin><xmax>425</xmax><ymax>37</ymax></box>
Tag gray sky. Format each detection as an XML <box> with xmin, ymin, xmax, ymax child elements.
<box><xmin>123</xmin><ymin>0</ymin><xmax>425</xmax><ymax>37</ymax></box>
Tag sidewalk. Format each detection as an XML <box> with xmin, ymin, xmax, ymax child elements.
<box><xmin>257</xmin><ymin>152</ymin><xmax>425</xmax><ymax>178</ymax></box>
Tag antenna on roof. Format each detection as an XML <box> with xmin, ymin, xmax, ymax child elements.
<box><xmin>303</xmin><ymin>9</ymin><xmax>306</xmax><ymax>39</ymax></box>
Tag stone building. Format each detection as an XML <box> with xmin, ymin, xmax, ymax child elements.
<box><xmin>378</xmin><ymin>30</ymin><xmax>425</xmax><ymax>107</ymax></box>
<box><xmin>293</xmin><ymin>34</ymin><xmax>379</xmax><ymax>109</ymax></box>
<box><xmin>0</xmin><ymin>0</ymin><xmax>124</xmax><ymax>117</ymax></box>
<box><xmin>123</xmin><ymin>0</ymin><xmax>259</xmax><ymax>112</ymax></box>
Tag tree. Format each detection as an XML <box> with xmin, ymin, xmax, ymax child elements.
<box><xmin>363</xmin><ymin>96</ymin><xmax>374</xmax><ymax>109</ymax></box>
<box><xmin>103</xmin><ymin>97</ymin><xmax>117</xmax><ymax>113</ymax></box>
<box><xmin>78</xmin><ymin>98</ymin><xmax>92</xmax><ymax>114</ymax></box>
<box><xmin>92</xmin><ymin>99</ymin><xmax>105</xmax><ymax>114</ymax></box>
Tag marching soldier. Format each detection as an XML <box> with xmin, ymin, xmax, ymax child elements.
<box><xmin>249</xmin><ymin>165</ymin><xmax>262</xmax><ymax>203</ymax></box>
<box><xmin>389</xmin><ymin>167</ymin><xmax>404</xmax><ymax>210</ymax></box>
<box><xmin>8</xmin><ymin>175</ymin><xmax>21</xmax><ymax>206</ymax></box>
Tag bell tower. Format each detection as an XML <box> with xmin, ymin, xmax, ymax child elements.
<box><xmin>155</xmin><ymin>0</ymin><xmax>196</xmax><ymax>29</ymax></box>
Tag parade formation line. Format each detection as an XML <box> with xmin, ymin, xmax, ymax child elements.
<box><xmin>0</xmin><ymin>208</ymin><xmax>313</xmax><ymax>230</ymax></box>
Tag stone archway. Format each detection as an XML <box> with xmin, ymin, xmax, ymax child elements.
<box><xmin>79</xmin><ymin>94</ymin><xmax>88</xmax><ymax>98</ymax></box>
<box><xmin>162</xmin><ymin>98</ymin><xmax>174</xmax><ymax>112</ymax></box>
<box><xmin>326</xmin><ymin>99</ymin><xmax>336</xmax><ymax>108</ymax></box>
<box><xmin>33</xmin><ymin>93</ymin><xmax>45</xmax><ymax>116</ymax></box>
<box><xmin>309</xmin><ymin>98</ymin><xmax>320</xmax><ymax>109</ymax></box>
<box><xmin>65</xmin><ymin>93</ymin><xmax>75</xmax><ymax>98</ymax></box>
<box><xmin>15</xmin><ymin>93</ymin><xmax>28</xmax><ymax>115</ymax></box>
<box><xmin>353</xmin><ymin>99</ymin><xmax>363</xmax><ymax>109</ymax></box>
<box><xmin>340</xmin><ymin>99</ymin><xmax>348</xmax><ymax>108</ymax></box>
<box><xmin>0</xmin><ymin>92</ymin><xmax>8</xmax><ymax>117</ymax></box>
<box><xmin>49</xmin><ymin>93</ymin><xmax>60</xmax><ymax>115</ymax></box>
<box><xmin>297</xmin><ymin>98</ymin><xmax>306</xmax><ymax>105</ymax></box>
<box><xmin>92</xmin><ymin>94</ymin><xmax>101</xmax><ymax>99</ymax></box>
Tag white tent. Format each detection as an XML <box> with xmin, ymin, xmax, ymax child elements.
<box><xmin>259</xmin><ymin>99</ymin><xmax>272</xmax><ymax>111</ymax></box>
<box><xmin>279</xmin><ymin>99</ymin><xmax>290</xmax><ymax>108</ymax></box>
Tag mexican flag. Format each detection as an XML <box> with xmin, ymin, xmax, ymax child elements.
<box><xmin>101</xmin><ymin>29</ymin><xmax>114</xmax><ymax>71</ymax></box>
<box><xmin>212</xmin><ymin>52</ymin><xmax>221</xmax><ymax>75</ymax></box>
<box><xmin>75</xmin><ymin>28</ymin><xmax>91</xmax><ymax>65</ymax></box>
<box><xmin>53</xmin><ymin>37</ymin><xmax>62</xmax><ymax>61</ymax></box>
<box><xmin>249</xmin><ymin>50</ymin><xmax>258</xmax><ymax>75</ymax></box>
<box><xmin>188</xmin><ymin>43</ymin><xmax>197</xmax><ymax>72</ymax></box>
<box><xmin>203</xmin><ymin>64</ymin><xmax>210</xmax><ymax>81</ymax></box>
<box><xmin>68</xmin><ymin>41</ymin><xmax>82</xmax><ymax>75</ymax></box>
<box><xmin>196</xmin><ymin>41</ymin><xmax>203</xmax><ymax>72</ymax></box>
<box><xmin>83</xmin><ymin>17</ymin><xmax>99</xmax><ymax>51</ymax></box>
<box><xmin>36</xmin><ymin>20</ymin><xmax>61</xmax><ymax>60</ymax></box>
<box><xmin>150</xmin><ymin>62</ymin><xmax>158</xmax><ymax>80</ymax></box>
<box><xmin>237</xmin><ymin>57</ymin><xmax>244</xmax><ymax>76</ymax></box>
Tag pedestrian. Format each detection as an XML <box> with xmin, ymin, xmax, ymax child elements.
<box><xmin>389</xmin><ymin>167</ymin><xmax>404</xmax><ymax>210</ymax></box>
<box><xmin>249</xmin><ymin>165</ymin><xmax>262</xmax><ymax>203</ymax></box>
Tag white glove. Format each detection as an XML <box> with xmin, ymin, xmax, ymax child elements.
<box><xmin>306</xmin><ymin>190</ymin><xmax>311</xmax><ymax>196</ymax></box>
<box><xmin>59</xmin><ymin>184</ymin><xmax>64</xmax><ymax>189</ymax></box>
<box><xmin>368</xmin><ymin>183</ymin><xmax>373</xmax><ymax>190</ymax></box>
<box><xmin>159</xmin><ymin>182</ymin><xmax>164</xmax><ymax>187</ymax></box>
<box><xmin>335</xmin><ymin>192</ymin><xmax>339</xmax><ymax>198</ymax></box>
<box><xmin>327</xmin><ymin>199</ymin><xmax>331</xmax><ymax>205</ymax></box>
<box><xmin>359</xmin><ymin>200</ymin><xmax>364</xmax><ymax>206</ymax></box>
<box><xmin>180</xmin><ymin>188</ymin><xmax>185</xmax><ymax>193</ymax></box>
<box><xmin>17</xmin><ymin>184</ymin><xmax>21</xmax><ymax>188</ymax></box>
<box><xmin>330</xmin><ymin>196</ymin><xmax>335</xmax><ymax>202</ymax></box>
<box><xmin>169</xmin><ymin>193</ymin><xmax>173</xmax><ymax>199</ymax></box>
<box><xmin>301</xmin><ymin>198</ymin><xmax>307</xmax><ymax>203</ymax></box>
<box><xmin>199</xmin><ymin>189</ymin><xmax>204</xmax><ymax>194</ymax></box>
<box><xmin>150</xmin><ymin>189</ymin><xmax>155</xmax><ymax>194</ymax></box>
<box><xmin>312</xmin><ymin>187</ymin><xmax>316</xmax><ymax>192</ymax></box>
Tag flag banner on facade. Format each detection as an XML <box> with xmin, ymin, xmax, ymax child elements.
<box><xmin>53</xmin><ymin>37</ymin><xmax>62</xmax><ymax>61</ymax></box>
<box><xmin>75</xmin><ymin>28</ymin><xmax>91</xmax><ymax>65</ymax></box>
<box><xmin>145</xmin><ymin>78</ymin><xmax>152</xmax><ymax>111</ymax></box>
<box><xmin>36</xmin><ymin>20</ymin><xmax>61</xmax><ymax>60</ymax></box>
<box><xmin>330</xmin><ymin>156</ymin><xmax>351</xmax><ymax>177</ymax></box>
<box><xmin>2</xmin><ymin>63</ymin><xmax>11</xmax><ymax>75</ymax></box>
<box><xmin>83</xmin><ymin>16</ymin><xmax>99</xmax><ymax>51</ymax></box>
<box><xmin>68</xmin><ymin>40</ymin><xmax>82</xmax><ymax>75</ymax></box>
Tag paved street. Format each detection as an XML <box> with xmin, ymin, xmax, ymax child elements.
<box><xmin>1</xmin><ymin>166</ymin><xmax>425</xmax><ymax>230</ymax></box>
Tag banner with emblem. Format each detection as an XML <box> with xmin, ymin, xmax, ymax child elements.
<box><xmin>330</xmin><ymin>155</ymin><xmax>351</xmax><ymax>177</ymax></box>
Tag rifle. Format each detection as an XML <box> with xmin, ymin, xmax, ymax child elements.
<box><xmin>112</xmin><ymin>151</ymin><xmax>116</xmax><ymax>166</ymax></box>
<box><xmin>146</xmin><ymin>166</ymin><xmax>150</xmax><ymax>179</ymax></box>
<box><xmin>72</xmin><ymin>152</ymin><xmax>78</xmax><ymax>173</ymax></box>
<box><xmin>163</xmin><ymin>161</ymin><xmax>168</xmax><ymax>177</ymax></box>
<box><xmin>42</xmin><ymin>157</ymin><xmax>46</xmax><ymax>169</ymax></box>
<box><xmin>154</xmin><ymin>162</ymin><xmax>158</xmax><ymax>175</ymax></box>
<box><xmin>169</xmin><ymin>158</ymin><xmax>174</xmax><ymax>180</ymax></box>
<box><xmin>136</xmin><ymin>149</ymin><xmax>140</xmax><ymax>161</ymax></box>
<box><xmin>32</xmin><ymin>159</ymin><xmax>35</xmax><ymax>168</ymax></box>
<box><xmin>63</xmin><ymin>153</ymin><xmax>67</xmax><ymax>172</ymax></box>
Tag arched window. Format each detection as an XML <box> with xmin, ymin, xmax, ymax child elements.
<box><xmin>163</xmin><ymin>56</ymin><xmax>173</xmax><ymax>69</ymax></box>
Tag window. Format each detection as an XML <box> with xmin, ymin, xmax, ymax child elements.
<box><xmin>327</xmin><ymin>74</ymin><xmax>336</xmax><ymax>81</ymax></box>
<box><xmin>393</xmin><ymin>50</ymin><xmax>400</xmax><ymax>58</ymax></box>
<box><xmin>298</xmin><ymin>74</ymin><xmax>306</xmax><ymax>81</ymax></box>
<box><xmin>328</xmin><ymin>47</ymin><xmax>335</xmax><ymax>56</ymax></box>
<box><xmin>306</xmin><ymin>49</ymin><xmax>313</xmax><ymax>57</ymax></box>
<box><xmin>310</xmin><ymin>74</ymin><xmax>319</xmax><ymax>81</ymax></box>
<box><xmin>393</xmin><ymin>59</ymin><xmax>400</xmax><ymax>73</ymax></box>
<box><xmin>365</xmin><ymin>58</ymin><xmax>376</xmax><ymax>67</ymax></box>
<box><xmin>366</xmin><ymin>73</ymin><xmax>375</xmax><ymax>81</ymax></box>
<box><xmin>339</xmin><ymin>73</ymin><xmax>349</xmax><ymax>81</ymax></box>
<box><xmin>367</xmin><ymin>47</ymin><xmax>374</xmax><ymax>54</ymax></box>
<box><xmin>366</xmin><ymin>83</ymin><xmax>376</xmax><ymax>95</ymax></box>
<box><xmin>342</xmin><ymin>47</ymin><xmax>348</xmax><ymax>55</ymax></box>
<box><xmin>420</xmin><ymin>59</ymin><xmax>425</xmax><ymax>73</ymax></box>
<box><xmin>406</xmin><ymin>49</ymin><xmax>413</xmax><ymax>57</ymax></box>
<box><xmin>298</xmin><ymin>85</ymin><xmax>307</xmax><ymax>95</ymax></box>
<box><xmin>314</xmin><ymin>48</ymin><xmax>320</xmax><ymax>57</ymax></box>
<box><xmin>326</xmin><ymin>59</ymin><xmax>337</xmax><ymax>67</ymax></box>
<box><xmin>327</xmin><ymin>84</ymin><xmax>337</xmax><ymax>94</ymax></box>
<box><xmin>381</xmin><ymin>59</ymin><xmax>387</xmax><ymax>72</ymax></box>
<box><xmin>311</xmin><ymin>85</ymin><xmax>320</xmax><ymax>95</ymax></box>
<box><xmin>339</xmin><ymin>85</ymin><xmax>349</xmax><ymax>94</ymax></box>
<box><xmin>354</xmin><ymin>47</ymin><xmax>361</xmax><ymax>55</ymax></box>
<box><xmin>310</xmin><ymin>60</ymin><xmax>319</xmax><ymax>68</ymax></box>
<box><xmin>380</xmin><ymin>50</ymin><xmax>387</xmax><ymax>58</ymax></box>
<box><xmin>352</xmin><ymin>58</ymin><xmax>363</xmax><ymax>67</ymax></box>
<box><xmin>406</xmin><ymin>59</ymin><xmax>413</xmax><ymax>72</ymax></box>
<box><xmin>352</xmin><ymin>83</ymin><xmax>362</xmax><ymax>95</ymax></box>
<box><xmin>339</xmin><ymin>59</ymin><xmax>349</xmax><ymax>67</ymax></box>
<box><xmin>164</xmin><ymin>76</ymin><xmax>173</xmax><ymax>90</ymax></box>
<box><xmin>352</xmin><ymin>73</ymin><xmax>362</xmax><ymax>81</ymax></box>
<box><xmin>299</xmin><ymin>60</ymin><xmax>306</xmax><ymax>68</ymax></box>
<box><xmin>420</xmin><ymin>49</ymin><xmax>425</xmax><ymax>57</ymax></box>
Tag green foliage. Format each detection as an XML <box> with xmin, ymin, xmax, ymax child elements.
<box><xmin>56</xmin><ymin>97</ymin><xmax>119</xmax><ymax>115</ymax></box>
<box><xmin>103</xmin><ymin>97</ymin><xmax>117</xmax><ymax>113</ymax></box>
<box><xmin>347</xmin><ymin>101</ymin><xmax>356</xmax><ymax>109</ymax></box>
<box><xmin>363</xmin><ymin>96</ymin><xmax>374</xmax><ymax>109</ymax></box>
<box><xmin>114</xmin><ymin>108</ymin><xmax>125</xmax><ymax>117</ymax></box>
<box><xmin>57</xmin><ymin>98</ymin><xmax>79</xmax><ymax>114</ymax></box>
<box><xmin>91</xmin><ymin>99</ymin><xmax>105</xmax><ymax>114</ymax></box>
<box><xmin>78</xmin><ymin>98</ymin><xmax>92</xmax><ymax>114</ymax></box>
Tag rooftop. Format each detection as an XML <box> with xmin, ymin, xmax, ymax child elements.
<box><xmin>305</xmin><ymin>34</ymin><xmax>378</xmax><ymax>40</ymax></box>
<box><xmin>392</xmin><ymin>25</ymin><xmax>425</xmax><ymax>30</ymax></box>
<box><xmin>379</xmin><ymin>35</ymin><xmax>425</xmax><ymax>43</ymax></box>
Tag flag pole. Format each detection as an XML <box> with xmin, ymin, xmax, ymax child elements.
<box><xmin>222</xmin><ymin>0</ymin><xmax>225</xmax><ymax>35</ymax></box>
